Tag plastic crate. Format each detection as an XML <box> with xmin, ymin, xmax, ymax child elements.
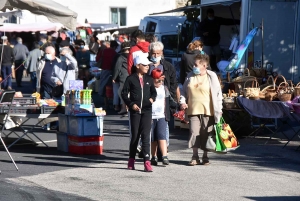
<box><xmin>68</xmin><ymin>135</ymin><xmax>104</xmax><ymax>155</ymax></box>
<box><xmin>56</xmin><ymin>132</ymin><xmax>68</xmax><ymax>152</ymax></box>
<box><xmin>0</xmin><ymin>106</ymin><xmax>41</xmax><ymax>114</ymax></box>
<box><xmin>69</xmin><ymin>116</ymin><xmax>103</xmax><ymax>136</ymax></box>
<box><xmin>42</xmin><ymin>106</ymin><xmax>65</xmax><ymax>114</ymax></box>
<box><xmin>58</xmin><ymin>114</ymin><xmax>69</xmax><ymax>133</ymax></box>
<box><xmin>14</xmin><ymin>97</ymin><xmax>36</xmax><ymax>105</ymax></box>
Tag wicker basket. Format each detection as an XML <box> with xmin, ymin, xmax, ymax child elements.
<box><xmin>260</xmin><ymin>76</ymin><xmax>277</xmax><ymax>101</ymax></box>
<box><xmin>243</xmin><ymin>79</ymin><xmax>260</xmax><ymax>98</ymax></box>
<box><xmin>223</xmin><ymin>97</ymin><xmax>239</xmax><ymax>109</ymax></box>
<box><xmin>294</xmin><ymin>83</ymin><xmax>300</xmax><ymax>97</ymax></box>
<box><xmin>232</xmin><ymin>68</ymin><xmax>257</xmax><ymax>94</ymax></box>
<box><xmin>277</xmin><ymin>82</ymin><xmax>292</xmax><ymax>102</ymax></box>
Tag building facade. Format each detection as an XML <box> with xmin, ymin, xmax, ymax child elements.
<box><xmin>20</xmin><ymin>0</ymin><xmax>178</xmax><ymax>28</ymax></box>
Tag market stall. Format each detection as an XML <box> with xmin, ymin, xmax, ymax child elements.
<box><xmin>0</xmin><ymin>80</ymin><xmax>106</xmax><ymax>155</ymax></box>
<box><xmin>221</xmin><ymin>73</ymin><xmax>300</xmax><ymax>149</ymax></box>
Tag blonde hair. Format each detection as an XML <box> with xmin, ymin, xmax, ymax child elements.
<box><xmin>187</xmin><ymin>40</ymin><xmax>203</xmax><ymax>51</ymax></box>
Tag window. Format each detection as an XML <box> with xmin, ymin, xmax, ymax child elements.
<box><xmin>110</xmin><ymin>8</ymin><xmax>126</xmax><ymax>26</ymax></box>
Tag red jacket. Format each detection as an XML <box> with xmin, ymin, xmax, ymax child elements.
<box><xmin>127</xmin><ymin>41</ymin><xmax>149</xmax><ymax>74</ymax></box>
<box><xmin>99</xmin><ymin>48</ymin><xmax>117</xmax><ymax>70</ymax></box>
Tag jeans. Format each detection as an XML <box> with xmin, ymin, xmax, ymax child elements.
<box><xmin>113</xmin><ymin>82</ymin><xmax>120</xmax><ymax>105</ymax></box>
<box><xmin>41</xmin><ymin>87</ymin><xmax>52</xmax><ymax>99</ymax></box>
<box><xmin>1</xmin><ymin>65</ymin><xmax>12</xmax><ymax>89</ymax></box>
<box><xmin>15</xmin><ymin>60</ymin><xmax>25</xmax><ymax>86</ymax></box>
<box><xmin>30</xmin><ymin>72</ymin><xmax>37</xmax><ymax>91</ymax></box>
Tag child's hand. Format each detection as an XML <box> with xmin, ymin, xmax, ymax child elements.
<box><xmin>149</xmin><ymin>98</ymin><xmax>153</xmax><ymax>104</ymax></box>
<box><xmin>132</xmin><ymin>104</ymin><xmax>140</xmax><ymax>112</ymax></box>
<box><xmin>180</xmin><ymin>103</ymin><xmax>188</xmax><ymax>110</ymax></box>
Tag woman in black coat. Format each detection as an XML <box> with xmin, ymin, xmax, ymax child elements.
<box><xmin>112</xmin><ymin>42</ymin><xmax>131</xmax><ymax>114</ymax></box>
<box><xmin>180</xmin><ymin>40</ymin><xmax>211</xmax><ymax>85</ymax></box>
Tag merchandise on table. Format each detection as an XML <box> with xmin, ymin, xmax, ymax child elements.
<box><xmin>69</xmin><ymin>80</ymin><xmax>84</xmax><ymax>90</ymax></box>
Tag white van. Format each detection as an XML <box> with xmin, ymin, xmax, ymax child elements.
<box><xmin>139</xmin><ymin>15</ymin><xmax>186</xmax><ymax>57</ymax></box>
<box><xmin>139</xmin><ymin>16</ymin><xmax>187</xmax><ymax>79</ymax></box>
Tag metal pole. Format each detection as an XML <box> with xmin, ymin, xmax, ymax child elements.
<box><xmin>261</xmin><ymin>19</ymin><xmax>264</xmax><ymax>69</ymax></box>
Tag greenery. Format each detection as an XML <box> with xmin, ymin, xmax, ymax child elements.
<box><xmin>184</xmin><ymin>0</ymin><xmax>201</xmax><ymax>21</ymax></box>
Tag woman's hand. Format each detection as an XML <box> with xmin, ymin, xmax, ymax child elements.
<box><xmin>149</xmin><ymin>98</ymin><xmax>153</xmax><ymax>104</ymax></box>
<box><xmin>180</xmin><ymin>103</ymin><xmax>188</xmax><ymax>110</ymax></box>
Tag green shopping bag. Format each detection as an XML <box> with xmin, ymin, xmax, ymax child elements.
<box><xmin>215</xmin><ymin>123</ymin><xmax>227</xmax><ymax>152</ymax></box>
<box><xmin>215</xmin><ymin>117</ymin><xmax>240</xmax><ymax>152</ymax></box>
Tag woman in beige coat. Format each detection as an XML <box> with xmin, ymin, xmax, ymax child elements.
<box><xmin>180</xmin><ymin>54</ymin><xmax>222</xmax><ymax>165</ymax></box>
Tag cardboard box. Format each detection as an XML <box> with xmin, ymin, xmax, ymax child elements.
<box><xmin>69</xmin><ymin>80</ymin><xmax>83</xmax><ymax>90</ymax></box>
<box><xmin>58</xmin><ymin>114</ymin><xmax>69</xmax><ymax>133</ymax></box>
<box><xmin>56</xmin><ymin>132</ymin><xmax>68</xmax><ymax>152</ymax></box>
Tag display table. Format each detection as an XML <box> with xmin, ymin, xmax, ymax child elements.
<box><xmin>4</xmin><ymin>113</ymin><xmax>59</xmax><ymax>149</ymax></box>
<box><xmin>237</xmin><ymin>97</ymin><xmax>300</xmax><ymax>148</ymax></box>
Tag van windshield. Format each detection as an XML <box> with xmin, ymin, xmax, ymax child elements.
<box><xmin>161</xmin><ymin>35</ymin><xmax>185</xmax><ymax>57</ymax></box>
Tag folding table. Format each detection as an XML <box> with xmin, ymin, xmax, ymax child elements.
<box><xmin>0</xmin><ymin>90</ymin><xmax>19</xmax><ymax>172</ymax></box>
<box><xmin>3</xmin><ymin>113</ymin><xmax>58</xmax><ymax>149</ymax></box>
<box><xmin>237</xmin><ymin>97</ymin><xmax>299</xmax><ymax>148</ymax></box>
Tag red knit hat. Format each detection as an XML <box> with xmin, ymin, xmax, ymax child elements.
<box><xmin>151</xmin><ymin>68</ymin><xmax>163</xmax><ymax>79</ymax></box>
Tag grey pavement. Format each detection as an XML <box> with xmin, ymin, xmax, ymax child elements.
<box><xmin>0</xmin><ymin>78</ymin><xmax>299</xmax><ymax>200</ymax></box>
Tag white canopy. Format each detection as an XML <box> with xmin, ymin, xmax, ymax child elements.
<box><xmin>0</xmin><ymin>22</ymin><xmax>64</xmax><ymax>32</ymax></box>
<box><xmin>0</xmin><ymin>0</ymin><xmax>77</xmax><ymax>30</ymax></box>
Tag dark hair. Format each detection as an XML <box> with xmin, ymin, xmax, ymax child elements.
<box><xmin>80</xmin><ymin>41</ymin><xmax>86</xmax><ymax>46</ymax></box>
<box><xmin>207</xmin><ymin>8</ymin><xmax>214</xmax><ymax>14</ymax></box>
<box><xmin>56</xmin><ymin>37</ymin><xmax>62</xmax><ymax>44</ymax></box>
<box><xmin>121</xmin><ymin>41</ymin><xmax>131</xmax><ymax>52</ymax></box>
<box><xmin>145</xmin><ymin>33</ymin><xmax>156</xmax><ymax>43</ymax></box>
<box><xmin>110</xmin><ymin>40</ymin><xmax>119</xmax><ymax>48</ymax></box>
<box><xmin>66</xmin><ymin>37</ymin><xmax>70</xmax><ymax>42</ymax></box>
<box><xmin>131</xmin><ymin>29</ymin><xmax>143</xmax><ymax>39</ymax></box>
<box><xmin>195</xmin><ymin>54</ymin><xmax>210</xmax><ymax>64</ymax></box>
<box><xmin>34</xmin><ymin>42</ymin><xmax>40</xmax><ymax>49</ymax></box>
<box><xmin>136</xmin><ymin>32</ymin><xmax>145</xmax><ymax>40</ymax></box>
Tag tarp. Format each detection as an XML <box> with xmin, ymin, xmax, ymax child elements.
<box><xmin>90</xmin><ymin>23</ymin><xmax>119</xmax><ymax>32</ymax></box>
<box><xmin>0</xmin><ymin>0</ymin><xmax>77</xmax><ymax>30</ymax></box>
<box><xmin>0</xmin><ymin>22</ymin><xmax>64</xmax><ymax>32</ymax></box>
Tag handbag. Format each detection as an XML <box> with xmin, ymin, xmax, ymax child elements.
<box><xmin>215</xmin><ymin>117</ymin><xmax>240</xmax><ymax>152</ymax></box>
<box><xmin>52</xmin><ymin>66</ymin><xmax>68</xmax><ymax>97</ymax></box>
<box><xmin>206</xmin><ymin>130</ymin><xmax>227</xmax><ymax>154</ymax></box>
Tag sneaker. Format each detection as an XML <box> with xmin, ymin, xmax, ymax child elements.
<box><xmin>128</xmin><ymin>158</ymin><xmax>135</xmax><ymax>170</ymax></box>
<box><xmin>144</xmin><ymin>161</ymin><xmax>153</xmax><ymax>172</ymax></box>
<box><xmin>188</xmin><ymin>156</ymin><xmax>201</xmax><ymax>166</ymax></box>
<box><xmin>7</xmin><ymin>86</ymin><xmax>12</xmax><ymax>90</ymax></box>
<box><xmin>151</xmin><ymin>157</ymin><xmax>158</xmax><ymax>166</ymax></box>
<box><xmin>162</xmin><ymin>156</ymin><xmax>169</xmax><ymax>165</ymax></box>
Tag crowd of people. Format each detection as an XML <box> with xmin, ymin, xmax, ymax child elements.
<box><xmin>0</xmin><ymin>8</ymin><xmax>226</xmax><ymax>172</ymax></box>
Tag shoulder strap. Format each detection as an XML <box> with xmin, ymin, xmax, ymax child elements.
<box><xmin>62</xmin><ymin>64</ymin><xmax>69</xmax><ymax>84</ymax></box>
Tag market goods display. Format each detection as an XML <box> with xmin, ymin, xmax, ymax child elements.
<box><xmin>243</xmin><ymin>79</ymin><xmax>260</xmax><ymax>98</ymax></box>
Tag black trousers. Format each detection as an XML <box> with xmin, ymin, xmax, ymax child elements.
<box><xmin>129</xmin><ymin>111</ymin><xmax>152</xmax><ymax>161</ymax></box>
<box><xmin>15</xmin><ymin>60</ymin><xmax>25</xmax><ymax>86</ymax></box>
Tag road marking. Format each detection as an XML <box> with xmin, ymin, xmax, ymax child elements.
<box><xmin>0</xmin><ymin>140</ymin><xmax>58</xmax><ymax>147</ymax></box>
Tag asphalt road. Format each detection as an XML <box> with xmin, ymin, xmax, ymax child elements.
<box><xmin>0</xmin><ymin>78</ymin><xmax>299</xmax><ymax>201</ymax></box>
